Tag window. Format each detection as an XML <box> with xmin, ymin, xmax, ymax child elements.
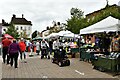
<box><xmin>21</xmin><ymin>26</ymin><xmax>23</xmax><ymax>30</ymax></box>
<box><xmin>16</xmin><ymin>26</ymin><xmax>19</xmax><ymax>30</ymax></box>
<box><xmin>25</xmin><ymin>27</ymin><xmax>26</xmax><ymax>30</ymax></box>
<box><xmin>29</xmin><ymin>27</ymin><xmax>31</xmax><ymax>30</ymax></box>
<box><xmin>3</xmin><ymin>29</ymin><xmax>6</xmax><ymax>31</ymax></box>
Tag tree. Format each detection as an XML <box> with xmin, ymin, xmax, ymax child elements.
<box><xmin>70</xmin><ymin>8</ymin><xmax>84</xmax><ymax>18</ymax></box>
<box><xmin>67</xmin><ymin>8</ymin><xmax>85</xmax><ymax>34</ymax></box>
<box><xmin>5</xmin><ymin>24</ymin><xmax>19</xmax><ymax>39</ymax></box>
<box><xmin>22</xmin><ymin>30</ymin><xmax>28</xmax><ymax>38</ymax></box>
<box><xmin>32</xmin><ymin>30</ymin><xmax>38</xmax><ymax>39</ymax></box>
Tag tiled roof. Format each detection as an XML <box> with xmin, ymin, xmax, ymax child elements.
<box><xmin>11</xmin><ymin>17</ymin><xmax>32</xmax><ymax>25</ymax></box>
<box><xmin>2</xmin><ymin>23</ymin><xmax>10</xmax><ymax>26</ymax></box>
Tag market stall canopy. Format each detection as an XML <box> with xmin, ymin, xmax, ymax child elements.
<box><xmin>4</xmin><ymin>34</ymin><xmax>14</xmax><ymax>39</ymax></box>
<box><xmin>80</xmin><ymin>16</ymin><xmax>120</xmax><ymax>35</ymax></box>
<box><xmin>32</xmin><ymin>37</ymin><xmax>43</xmax><ymax>41</ymax></box>
<box><xmin>58</xmin><ymin>30</ymin><xmax>73</xmax><ymax>36</ymax></box>
<box><xmin>45</xmin><ymin>33</ymin><xmax>59</xmax><ymax>39</ymax></box>
<box><xmin>63</xmin><ymin>33</ymin><xmax>79</xmax><ymax>38</ymax></box>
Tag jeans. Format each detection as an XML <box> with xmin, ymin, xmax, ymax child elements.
<box><xmin>20</xmin><ymin>51</ymin><xmax>26</xmax><ymax>60</ymax></box>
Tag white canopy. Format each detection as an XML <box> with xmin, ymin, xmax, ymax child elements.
<box><xmin>80</xmin><ymin>16</ymin><xmax>120</xmax><ymax>34</ymax></box>
<box><xmin>45</xmin><ymin>33</ymin><xmax>59</xmax><ymax>39</ymax></box>
<box><xmin>58</xmin><ymin>30</ymin><xmax>72</xmax><ymax>36</ymax></box>
<box><xmin>64</xmin><ymin>33</ymin><xmax>79</xmax><ymax>38</ymax></box>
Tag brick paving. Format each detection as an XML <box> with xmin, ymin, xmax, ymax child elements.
<box><xmin>1</xmin><ymin>52</ymin><xmax>119</xmax><ymax>79</ymax></box>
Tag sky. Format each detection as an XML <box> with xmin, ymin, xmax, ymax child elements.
<box><xmin>0</xmin><ymin>0</ymin><xmax>119</xmax><ymax>33</ymax></box>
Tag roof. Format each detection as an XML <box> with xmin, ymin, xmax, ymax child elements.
<box><xmin>11</xmin><ymin>17</ymin><xmax>32</xmax><ymax>25</ymax></box>
<box><xmin>2</xmin><ymin>23</ymin><xmax>10</xmax><ymax>26</ymax></box>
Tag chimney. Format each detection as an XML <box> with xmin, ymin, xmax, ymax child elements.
<box><xmin>2</xmin><ymin>19</ymin><xmax>5</xmax><ymax>24</ymax></box>
<box><xmin>22</xmin><ymin>14</ymin><xmax>24</xmax><ymax>18</ymax></box>
<box><xmin>13</xmin><ymin>14</ymin><xmax>16</xmax><ymax>18</ymax></box>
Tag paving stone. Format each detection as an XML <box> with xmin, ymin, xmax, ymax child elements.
<box><xmin>1</xmin><ymin>52</ymin><xmax>119</xmax><ymax>79</ymax></box>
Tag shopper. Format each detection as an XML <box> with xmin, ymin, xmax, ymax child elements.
<box><xmin>112</xmin><ymin>36</ymin><xmax>119</xmax><ymax>52</ymax></box>
<box><xmin>41</xmin><ymin>39</ymin><xmax>49</xmax><ymax>58</ymax></box>
<box><xmin>2</xmin><ymin>37</ymin><xmax>12</xmax><ymax>64</ymax></box>
<box><xmin>19</xmin><ymin>38</ymin><xmax>27</xmax><ymax>63</ymax></box>
<box><xmin>49</xmin><ymin>39</ymin><xmax>53</xmax><ymax>55</ymax></box>
<box><xmin>36</xmin><ymin>40</ymin><xmax>40</xmax><ymax>55</ymax></box>
<box><xmin>29</xmin><ymin>41</ymin><xmax>34</xmax><ymax>56</ymax></box>
<box><xmin>8</xmin><ymin>39</ymin><xmax>21</xmax><ymax>68</ymax></box>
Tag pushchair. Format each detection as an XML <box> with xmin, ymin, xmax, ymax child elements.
<box><xmin>41</xmin><ymin>46</ymin><xmax>50</xmax><ymax>59</ymax></box>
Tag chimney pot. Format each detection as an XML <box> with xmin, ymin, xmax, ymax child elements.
<box><xmin>13</xmin><ymin>14</ymin><xmax>16</xmax><ymax>18</ymax></box>
<box><xmin>22</xmin><ymin>14</ymin><xmax>24</xmax><ymax>18</ymax></box>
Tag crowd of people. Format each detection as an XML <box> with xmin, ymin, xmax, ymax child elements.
<box><xmin>3</xmin><ymin>34</ymin><xmax>120</xmax><ymax>69</ymax></box>
<box><xmin>80</xmin><ymin>34</ymin><xmax>120</xmax><ymax>54</ymax></box>
<box><xmin>2</xmin><ymin>38</ymin><xmax>27</xmax><ymax>68</ymax></box>
<box><xmin>1</xmin><ymin>37</ymin><xmax>79</xmax><ymax>69</ymax></box>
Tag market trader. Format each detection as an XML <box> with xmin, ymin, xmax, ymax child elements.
<box><xmin>2</xmin><ymin>37</ymin><xmax>12</xmax><ymax>64</ymax></box>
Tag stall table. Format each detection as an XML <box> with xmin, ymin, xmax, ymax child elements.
<box><xmin>92</xmin><ymin>56</ymin><xmax>120</xmax><ymax>76</ymax></box>
<box><xmin>71</xmin><ymin>48</ymin><xmax>79</xmax><ymax>58</ymax></box>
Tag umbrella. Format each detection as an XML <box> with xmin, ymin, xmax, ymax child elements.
<box><xmin>4</xmin><ymin>34</ymin><xmax>14</xmax><ymax>39</ymax></box>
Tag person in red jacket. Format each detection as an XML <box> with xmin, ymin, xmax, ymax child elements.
<box><xmin>2</xmin><ymin>37</ymin><xmax>12</xmax><ymax>64</ymax></box>
<box><xmin>19</xmin><ymin>38</ymin><xmax>27</xmax><ymax>63</ymax></box>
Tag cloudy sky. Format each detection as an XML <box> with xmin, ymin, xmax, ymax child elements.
<box><xmin>0</xmin><ymin>0</ymin><xmax>119</xmax><ymax>32</ymax></box>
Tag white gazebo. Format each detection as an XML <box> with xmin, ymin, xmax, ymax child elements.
<box><xmin>80</xmin><ymin>16</ymin><xmax>120</xmax><ymax>34</ymax></box>
<box><xmin>45</xmin><ymin>33</ymin><xmax>59</xmax><ymax>39</ymax></box>
<box><xmin>58</xmin><ymin>30</ymin><xmax>73</xmax><ymax>36</ymax></box>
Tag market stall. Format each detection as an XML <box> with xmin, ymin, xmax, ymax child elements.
<box><xmin>79</xmin><ymin>16</ymin><xmax>120</xmax><ymax>75</ymax></box>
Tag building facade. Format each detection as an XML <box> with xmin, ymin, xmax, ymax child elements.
<box><xmin>10</xmin><ymin>14</ymin><xmax>32</xmax><ymax>38</ymax></box>
<box><xmin>2</xmin><ymin>19</ymin><xmax>9</xmax><ymax>34</ymax></box>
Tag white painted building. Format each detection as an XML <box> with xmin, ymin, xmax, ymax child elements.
<box><xmin>10</xmin><ymin>14</ymin><xmax>32</xmax><ymax>38</ymax></box>
<box><xmin>2</xmin><ymin>19</ymin><xmax>9</xmax><ymax>34</ymax></box>
<box><xmin>2</xmin><ymin>26</ymin><xmax>8</xmax><ymax>34</ymax></box>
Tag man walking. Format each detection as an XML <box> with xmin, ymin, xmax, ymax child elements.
<box><xmin>2</xmin><ymin>37</ymin><xmax>11</xmax><ymax>64</ymax></box>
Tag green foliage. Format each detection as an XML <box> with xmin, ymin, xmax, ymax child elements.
<box><xmin>32</xmin><ymin>30</ymin><xmax>37</xmax><ymax>39</ymax></box>
<box><xmin>67</xmin><ymin>5</ymin><xmax>120</xmax><ymax>34</ymax></box>
<box><xmin>71</xmin><ymin>8</ymin><xmax>84</xmax><ymax>18</ymax></box>
<box><xmin>67</xmin><ymin>8</ymin><xmax>85</xmax><ymax>34</ymax></box>
<box><xmin>5</xmin><ymin>24</ymin><xmax>19</xmax><ymax>39</ymax></box>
